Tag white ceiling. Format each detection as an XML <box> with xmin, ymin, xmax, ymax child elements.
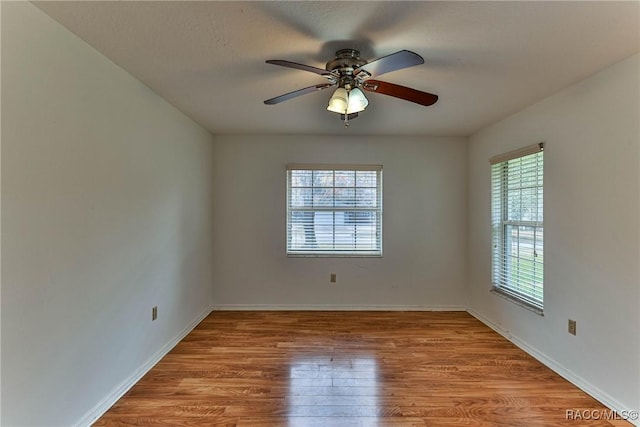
<box><xmin>34</xmin><ymin>1</ymin><xmax>639</xmax><ymax>136</ymax></box>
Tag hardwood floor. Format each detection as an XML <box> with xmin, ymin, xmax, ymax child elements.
<box><xmin>94</xmin><ymin>311</ymin><xmax>630</xmax><ymax>426</ymax></box>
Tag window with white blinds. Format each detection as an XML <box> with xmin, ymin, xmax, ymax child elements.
<box><xmin>286</xmin><ymin>164</ymin><xmax>382</xmax><ymax>256</ymax></box>
<box><xmin>490</xmin><ymin>143</ymin><xmax>544</xmax><ymax>310</ymax></box>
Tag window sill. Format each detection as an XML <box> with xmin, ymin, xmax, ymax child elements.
<box><xmin>490</xmin><ymin>287</ymin><xmax>544</xmax><ymax>316</ymax></box>
<box><xmin>287</xmin><ymin>253</ymin><xmax>382</xmax><ymax>258</ymax></box>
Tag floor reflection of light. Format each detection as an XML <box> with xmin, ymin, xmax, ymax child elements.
<box><xmin>287</xmin><ymin>356</ymin><xmax>379</xmax><ymax>427</ymax></box>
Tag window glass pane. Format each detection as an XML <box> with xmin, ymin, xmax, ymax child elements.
<box><xmin>517</xmin><ymin>225</ymin><xmax>536</xmax><ymax>261</ymax></box>
<box><xmin>313</xmin><ymin>171</ymin><xmax>333</xmax><ymax>187</ymax></box>
<box><xmin>313</xmin><ymin>211</ymin><xmax>335</xmax><ymax>249</ymax></box>
<box><xmin>289</xmin><ymin>211</ymin><xmax>319</xmax><ymax>250</ymax></box>
<box><xmin>355</xmin><ymin>212</ymin><xmax>378</xmax><ymax>249</ymax></box>
<box><xmin>335</xmin><ymin>171</ymin><xmax>355</xmax><ymax>187</ymax></box>
<box><xmin>507</xmin><ymin>187</ymin><xmax>539</xmax><ymax>222</ymax></box>
<box><xmin>522</xmin><ymin>188</ymin><xmax>539</xmax><ymax>222</ymax></box>
<box><xmin>291</xmin><ymin>170</ymin><xmax>312</xmax><ymax>187</ymax></box>
<box><xmin>537</xmin><ymin>188</ymin><xmax>544</xmax><ymax>220</ymax></box>
<box><xmin>356</xmin><ymin>171</ymin><xmax>376</xmax><ymax>187</ymax></box>
<box><xmin>290</xmin><ymin>188</ymin><xmax>312</xmax><ymax>208</ymax></box>
<box><xmin>312</xmin><ymin>188</ymin><xmax>333</xmax><ymax>207</ymax></box>
<box><xmin>534</xmin><ymin>228</ymin><xmax>544</xmax><ymax>264</ymax></box>
<box><xmin>356</xmin><ymin>188</ymin><xmax>377</xmax><ymax>207</ymax></box>
<box><xmin>335</xmin><ymin>211</ymin><xmax>378</xmax><ymax>250</ymax></box>
<box><xmin>343</xmin><ymin>211</ymin><xmax>375</xmax><ymax>225</ymax></box>
<box><xmin>507</xmin><ymin>189</ymin><xmax>522</xmax><ymax>221</ymax></box>
<box><xmin>334</xmin><ymin>216</ymin><xmax>356</xmax><ymax>251</ymax></box>
<box><xmin>335</xmin><ymin>188</ymin><xmax>355</xmax><ymax>208</ymax></box>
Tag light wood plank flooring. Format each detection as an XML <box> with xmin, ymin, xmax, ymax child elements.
<box><xmin>94</xmin><ymin>311</ymin><xmax>630</xmax><ymax>426</ymax></box>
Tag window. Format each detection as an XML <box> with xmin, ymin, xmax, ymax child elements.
<box><xmin>286</xmin><ymin>164</ymin><xmax>382</xmax><ymax>256</ymax></box>
<box><xmin>490</xmin><ymin>143</ymin><xmax>544</xmax><ymax>311</ymax></box>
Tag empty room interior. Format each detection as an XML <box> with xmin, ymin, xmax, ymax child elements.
<box><xmin>1</xmin><ymin>1</ymin><xmax>639</xmax><ymax>426</ymax></box>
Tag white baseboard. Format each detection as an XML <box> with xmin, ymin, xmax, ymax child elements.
<box><xmin>211</xmin><ymin>304</ymin><xmax>467</xmax><ymax>311</ymax></box>
<box><xmin>467</xmin><ymin>308</ymin><xmax>638</xmax><ymax>427</ymax></box>
<box><xmin>74</xmin><ymin>305</ymin><xmax>213</xmax><ymax>427</ymax></box>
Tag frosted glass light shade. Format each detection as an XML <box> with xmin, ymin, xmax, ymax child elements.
<box><xmin>347</xmin><ymin>88</ymin><xmax>368</xmax><ymax>114</ymax></box>
<box><xmin>327</xmin><ymin>88</ymin><xmax>348</xmax><ymax>113</ymax></box>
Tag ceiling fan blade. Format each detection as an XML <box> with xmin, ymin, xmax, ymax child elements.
<box><xmin>264</xmin><ymin>83</ymin><xmax>335</xmax><ymax>105</ymax></box>
<box><xmin>362</xmin><ymin>80</ymin><xmax>438</xmax><ymax>106</ymax></box>
<box><xmin>266</xmin><ymin>60</ymin><xmax>331</xmax><ymax>76</ymax></box>
<box><xmin>354</xmin><ymin>50</ymin><xmax>424</xmax><ymax>78</ymax></box>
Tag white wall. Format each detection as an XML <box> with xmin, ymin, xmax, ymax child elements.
<box><xmin>1</xmin><ymin>3</ymin><xmax>214</xmax><ymax>426</ymax></box>
<box><xmin>211</xmin><ymin>135</ymin><xmax>467</xmax><ymax>309</ymax></box>
<box><xmin>468</xmin><ymin>54</ymin><xmax>639</xmax><ymax>414</ymax></box>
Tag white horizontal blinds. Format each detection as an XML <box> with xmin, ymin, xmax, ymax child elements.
<box><xmin>287</xmin><ymin>165</ymin><xmax>382</xmax><ymax>255</ymax></box>
<box><xmin>491</xmin><ymin>144</ymin><xmax>544</xmax><ymax>308</ymax></box>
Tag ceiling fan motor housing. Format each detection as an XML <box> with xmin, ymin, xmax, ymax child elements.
<box><xmin>326</xmin><ymin>49</ymin><xmax>367</xmax><ymax>73</ymax></box>
<box><xmin>326</xmin><ymin>49</ymin><xmax>368</xmax><ymax>89</ymax></box>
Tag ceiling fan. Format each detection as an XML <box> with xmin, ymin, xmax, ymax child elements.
<box><xmin>264</xmin><ymin>48</ymin><xmax>438</xmax><ymax>125</ymax></box>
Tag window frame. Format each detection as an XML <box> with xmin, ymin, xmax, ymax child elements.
<box><xmin>490</xmin><ymin>143</ymin><xmax>544</xmax><ymax>313</ymax></box>
<box><xmin>286</xmin><ymin>164</ymin><xmax>383</xmax><ymax>257</ymax></box>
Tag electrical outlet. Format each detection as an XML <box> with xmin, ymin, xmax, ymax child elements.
<box><xmin>568</xmin><ymin>319</ymin><xmax>576</xmax><ymax>335</ymax></box>
<box><xmin>330</xmin><ymin>273</ymin><xmax>337</xmax><ymax>283</ymax></box>
<box><xmin>152</xmin><ymin>306</ymin><xmax>158</xmax><ymax>321</ymax></box>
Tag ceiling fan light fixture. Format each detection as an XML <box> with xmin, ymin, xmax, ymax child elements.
<box><xmin>347</xmin><ymin>87</ymin><xmax>368</xmax><ymax>114</ymax></box>
<box><xmin>327</xmin><ymin>87</ymin><xmax>349</xmax><ymax>114</ymax></box>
